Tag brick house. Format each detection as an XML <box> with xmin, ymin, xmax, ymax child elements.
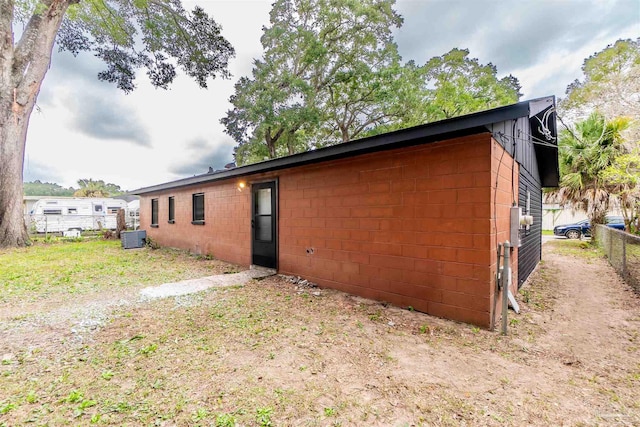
<box><xmin>134</xmin><ymin>97</ymin><xmax>559</xmax><ymax>328</ymax></box>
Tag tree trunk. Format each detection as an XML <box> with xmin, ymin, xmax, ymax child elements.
<box><xmin>265</xmin><ymin>128</ymin><xmax>276</xmax><ymax>158</ymax></box>
<box><xmin>116</xmin><ymin>208</ymin><xmax>126</xmax><ymax>239</ymax></box>
<box><xmin>340</xmin><ymin>125</ymin><xmax>350</xmax><ymax>142</ymax></box>
<box><xmin>0</xmin><ymin>104</ymin><xmax>30</xmax><ymax>246</ymax></box>
<box><xmin>0</xmin><ymin>0</ymin><xmax>70</xmax><ymax>247</ymax></box>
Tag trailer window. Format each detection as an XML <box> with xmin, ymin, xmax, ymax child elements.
<box><xmin>43</xmin><ymin>209</ymin><xmax>62</xmax><ymax>215</ymax></box>
<box><xmin>107</xmin><ymin>207</ymin><xmax>120</xmax><ymax>214</ymax></box>
<box><xmin>151</xmin><ymin>199</ymin><xmax>159</xmax><ymax>226</ymax></box>
<box><xmin>94</xmin><ymin>205</ymin><xmax>102</xmax><ymax>213</ymax></box>
<box><xmin>68</xmin><ymin>208</ymin><xmax>77</xmax><ymax>214</ymax></box>
<box><xmin>168</xmin><ymin>197</ymin><xmax>175</xmax><ymax>223</ymax></box>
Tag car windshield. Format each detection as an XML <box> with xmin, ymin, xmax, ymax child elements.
<box><xmin>606</xmin><ymin>216</ymin><xmax>624</xmax><ymax>224</ymax></box>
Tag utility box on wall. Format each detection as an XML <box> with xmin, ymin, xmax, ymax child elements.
<box><xmin>121</xmin><ymin>230</ymin><xmax>147</xmax><ymax>249</ymax></box>
<box><xmin>510</xmin><ymin>206</ymin><xmax>534</xmax><ymax>248</ymax></box>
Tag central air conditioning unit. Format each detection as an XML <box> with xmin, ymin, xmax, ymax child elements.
<box><xmin>121</xmin><ymin>230</ymin><xmax>147</xmax><ymax>249</ymax></box>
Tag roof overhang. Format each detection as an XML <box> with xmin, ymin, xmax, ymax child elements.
<box><xmin>134</xmin><ymin>97</ymin><xmax>558</xmax><ymax>195</ymax></box>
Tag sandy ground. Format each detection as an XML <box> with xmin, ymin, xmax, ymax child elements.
<box><xmin>1</xmin><ymin>241</ymin><xmax>639</xmax><ymax>426</ymax></box>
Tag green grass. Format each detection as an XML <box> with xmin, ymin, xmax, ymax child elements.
<box><xmin>547</xmin><ymin>238</ymin><xmax>603</xmax><ymax>260</ymax></box>
<box><xmin>0</xmin><ymin>239</ymin><xmax>234</xmax><ymax>304</ymax></box>
<box><xmin>542</xmin><ymin>230</ymin><xmax>554</xmax><ymax>236</ymax></box>
<box><xmin>1</xmin><ymin>237</ymin><xmax>638</xmax><ymax>426</ymax></box>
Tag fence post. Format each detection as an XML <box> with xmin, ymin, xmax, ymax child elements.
<box><xmin>609</xmin><ymin>226</ymin><xmax>613</xmax><ymax>260</ymax></box>
<box><xmin>622</xmin><ymin>231</ymin><xmax>627</xmax><ymax>279</ymax></box>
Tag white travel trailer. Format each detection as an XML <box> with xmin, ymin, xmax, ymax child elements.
<box><xmin>29</xmin><ymin>198</ymin><xmax>128</xmax><ymax>233</ymax></box>
<box><xmin>127</xmin><ymin>199</ymin><xmax>140</xmax><ymax>229</ymax></box>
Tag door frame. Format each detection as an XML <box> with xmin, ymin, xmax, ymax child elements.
<box><xmin>250</xmin><ymin>178</ymin><xmax>278</xmax><ymax>270</ymax></box>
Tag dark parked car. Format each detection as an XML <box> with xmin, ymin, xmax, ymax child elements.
<box><xmin>553</xmin><ymin>216</ymin><xmax>625</xmax><ymax>239</ymax></box>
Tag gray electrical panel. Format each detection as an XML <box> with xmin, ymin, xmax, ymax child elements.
<box><xmin>121</xmin><ymin>230</ymin><xmax>147</xmax><ymax>249</ymax></box>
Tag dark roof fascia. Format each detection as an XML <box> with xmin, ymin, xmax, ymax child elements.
<box><xmin>133</xmin><ymin>99</ymin><xmax>535</xmax><ymax>195</ymax></box>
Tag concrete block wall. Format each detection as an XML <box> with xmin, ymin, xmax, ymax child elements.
<box><xmin>139</xmin><ymin>133</ymin><xmax>519</xmax><ymax>328</ymax></box>
<box><xmin>277</xmin><ymin>133</ymin><xmax>510</xmax><ymax>327</ymax></box>
<box><xmin>140</xmin><ymin>181</ymin><xmax>251</xmax><ymax>266</ymax></box>
<box><xmin>489</xmin><ymin>139</ymin><xmax>519</xmax><ymax>328</ymax></box>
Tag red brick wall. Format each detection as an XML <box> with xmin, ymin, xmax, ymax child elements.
<box><xmin>277</xmin><ymin>133</ymin><xmax>501</xmax><ymax>326</ymax></box>
<box><xmin>140</xmin><ymin>133</ymin><xmax>519</xmax><ymax>328</ymax></box>
<box><xmin>489</xmin><ymin>139</ymin><xmax>519</xmax><ymax>328</ymax></box>
<box><xmin>140</xmin><ymin>181</ymin><xmax>252</xmax><ymax>266</ymax></box>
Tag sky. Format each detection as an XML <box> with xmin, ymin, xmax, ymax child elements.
<box><xmin>21</xmin><ymin>0</ymin><xmax>640</xmax><ymax>191</ymax></box>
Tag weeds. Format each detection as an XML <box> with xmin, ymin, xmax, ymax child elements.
<box><xmin>215</xmin><ymin>413</ymin><xmax>236</xmax><ymax>427</ymax></box>
<box><xmin>0</xmin><ymin>402</ymin><xmax>15</xmax><ymax>414</ymax></box>
<box><xmin>101</xmin><ymin>370</ymin><xmax>114</xmax><ymax>380</ymax></box>
<box><xmin>192</xmin><ymin>407</ymin><xmax>209</xmax><ymax>422</ymax></box>
<box><xmin>64</xmin><ymin>390</ymin><xmax>83</xmax><ymax>404</ymax></box>
<box><xmin>256</xmin><ymin>407</ymin><xmax>273</xmax><ymax>427</ymax></box>
<box><xmin>144</xmin><ymin>236</ymin><xmax>160</xmax><ymax>250</ymax></box>
<box><xmin>324</xmin><ymin>407</ymin><xmax>336</xmax><ymax>416</ymax></box>
<box><xmin>139</xmin><ymin>343</ymin><xmax>158</xmax><ymax>355</ymax></box>
<box><xmin>25</xmin><ymin>391</ymin><xmax>37</xmax><ymax>404</ymax></box>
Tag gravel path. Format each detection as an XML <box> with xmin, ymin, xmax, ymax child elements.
<box><xmin>1</xmin><ymin>267</ymin><xmax>275</xmax><ymax>350</ymax></box>
<box><xmin>139</xmin><ymin>267</ymin><xmax>275</xmax><ymax>299</ymax></box>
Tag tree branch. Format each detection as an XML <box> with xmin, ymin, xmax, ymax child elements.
<box><xmin>147</xmin><ymin>0</ymin><xmax>194</xmax><ymax>51</ymax></box>
<box><xmin>12</xmin><ymin>0</ymin><xmax>50</xmax><ymax>81</ymax></box>
<box><xmin>13</xmin><ymin>0</ymin><xmax>70</xmax><ymax>100</ymax></box>
<box><xmin>0</xmin><ymin>0</ymin><xmax>14</xmax><ymax>53</ymax></box>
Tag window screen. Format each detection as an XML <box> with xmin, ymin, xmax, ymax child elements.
<box><xmin>192</xmin><ymin>193</ymin><xmax>204</xmax><ymax>222</ymax></box>
<box><xmin>151</xmin><ymin>199</ymin><xmax>158</xmax><ymax>225</ymax></box>
<box><xmin>168</xmin><ymin>197</ymin><xmax>175</xmax><ymax>222</ymax></box>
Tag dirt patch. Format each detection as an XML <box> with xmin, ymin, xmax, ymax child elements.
<box><xmin>1</xmin><ymin>241</ymin><xmax>639</xmax><ymax>426</ymax></box>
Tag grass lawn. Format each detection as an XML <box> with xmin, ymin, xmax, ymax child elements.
<box><xmin>545</xmin><ymin>238</ymin><xmax>603</xmax><ymax>260</ymax></box>
<box><xmin>0</xmin><ymin>238</ymin><xmax>238</xmax><ymax>305</ymax></box>
<box><xmin>0</xmin><ymin>239</ymin><xmax>638</xmax><ymax>426</ymax></box>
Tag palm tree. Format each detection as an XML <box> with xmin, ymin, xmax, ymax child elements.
<box><xmin>557</xmin><ymin>112</ymin><xmax>630</xmax><ymax>229</ymax></box>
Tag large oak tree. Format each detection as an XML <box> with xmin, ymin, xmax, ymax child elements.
<box><xmin>0</xmin><ymin>0</ymin><xmax>234</xmax><ymax>247</ymax></box>
<box><xmin>222</xmin><ymin>0</ymin><xmax>409</xmax><ymax>165</ymax></box>
<box><xmin>560</xmin><ymin>38</ymin><xmax>640</xmax><ymax>143</ymax></box>
<box><xmin>419</xmin><ymin>48</ymin><xmax>521</xmax><ymax>122</ymax></box>
<box><xmin>222</xmin><ymin>0</ymin><xmax>520</xmax><ymax>166</ymax></box>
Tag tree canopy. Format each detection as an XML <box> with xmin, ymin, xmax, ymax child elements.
<box><xmin>557</xmin><ymin>112</ymin><xmax>630</xmax><ymax>226</ymax></box>
<box><xmin>23</xmin><ymin>180</ymin><xmax>75</xmax><ymax>197</ymax></box>
<box><xmin>419</xmin><ymin>48</ymin><xmax>521</xmax><ymax>122</ymax></box>
<box><xmin>222</xmin><ymin>0</ymin><xmax>408</xmax><ymax>165</ymax></box>
<box><xmin>222</xmin><ymin>0</ymin><xmax>520</xmax><ymax>166</ymax></box>
<box><xmin>600</xmin><ymin>151</ymin><xmax>640</xmax><ymax>233</ymax></box>
<box><xmin>1</xmin><ymin>0</ymin><xmax>235</xmax><ymax>247</ymax></box>
<box><xmin>73</xmin><ymin>178</ymin><xmax>124</xmax><ymax>197</ymax></box>
<box><xmin>561</xmin><ymin>38</ymin><xmax>640</xmax><ymax>143</ymax></box>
